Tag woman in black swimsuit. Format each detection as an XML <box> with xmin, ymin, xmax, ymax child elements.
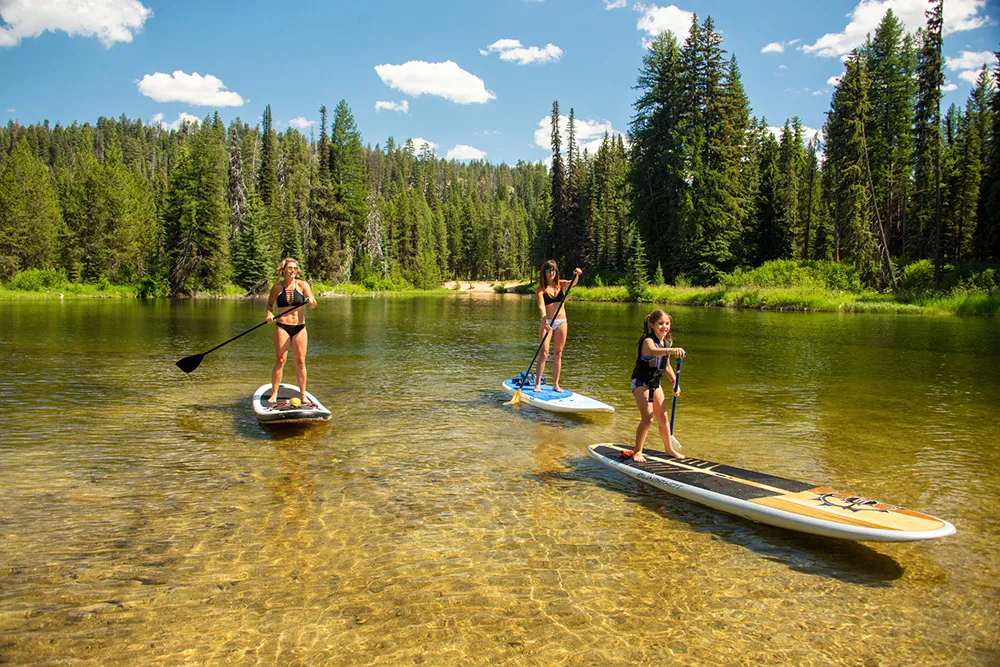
<box><xmin>265</xmin><ymin>257</ymin><xmax>318</xmax><ymax>406</ymax></box>
<box><xmin>534</xmin><ymin>259</ymin><xmax>583</xmax><ymax>393</ymax></box>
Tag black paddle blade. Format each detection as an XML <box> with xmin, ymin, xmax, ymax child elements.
<box><xmin>175</xmin><ymin>353</ymin><xmax>205</xmax><ymax>374</ymax></box>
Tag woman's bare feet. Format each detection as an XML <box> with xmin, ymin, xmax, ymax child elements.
<box><xmin>533</xmin><ymin>384</ymin><xmax>542</xmax><ymax>393</ymax></box>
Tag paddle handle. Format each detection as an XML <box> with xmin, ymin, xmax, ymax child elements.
<box><xmin>518</xmin><ymin>273</ymin><xmax>579</xmax><ymax>387</ymax></box>
<box><xmin>201</xmin><ymin>301</ymin><xmax>307</xmax><ymax>356</ymax></box>
<box><xmin>669</xmin><ymin>356</ymin><xmax>683</xmax><ymax>433</ymax></box>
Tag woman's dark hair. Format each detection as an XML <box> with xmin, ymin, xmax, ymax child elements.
<box><xmin>539</xmin><ymin>259</ymin><xmax>559</xmax><ymax>290</ymax></box>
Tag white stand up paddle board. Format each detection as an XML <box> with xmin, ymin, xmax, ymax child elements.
<box><xmin>502</xmin><ymin>375</ymin><xmax>614</xmax><ymax>414</ymax></box>
<box><xmin>589</xmin><ymin>443</ymin><xmax>955</xmax><ymax>542</ymax></box>
<box><xmin>253</xmin><ymin>383</ymin><xmax>331</xmax><ymax>425</ymax></box>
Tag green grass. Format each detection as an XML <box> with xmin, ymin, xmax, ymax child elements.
<box><xmin>563</xmin><ymin>283</ymin><xmax>999</xmax><ymax>316</ymax></box>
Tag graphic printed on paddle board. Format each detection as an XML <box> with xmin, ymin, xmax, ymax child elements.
<box><xmin>815</xmin><ymin>492</ymin><xmax>899</xmax><ymax>514</ymax></box>
<box><xmin>501</xmin><ymin>375</ymin><xmax>614</xmax><ymax>414</ymax></box>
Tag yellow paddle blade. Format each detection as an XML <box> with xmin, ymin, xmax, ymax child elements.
<box><xmin>504</xmin><ymin>388</ymin><xmax>523</xmax><ymax>405</ymax></box>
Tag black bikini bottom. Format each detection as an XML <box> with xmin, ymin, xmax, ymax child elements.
<box><xmin>276</xmin><ymin>322</ymin><xmax>306</xmax><ymax>338</ymax></box>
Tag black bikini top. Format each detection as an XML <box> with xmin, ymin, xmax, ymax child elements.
<box><xmin>542</xmin><ymin>289</ymin><xmax>565</xmax><ymax>305</ymax></box>
<box><xmin>276</xmin><ymin>283</ymin><xmax>305</xmax><ymax>307</ymax></box>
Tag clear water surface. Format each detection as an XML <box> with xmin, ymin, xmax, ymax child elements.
<box><xmin>1</xmin><ymin>295</ymin><xmax>997</xmax><ymax>665</ymax></box>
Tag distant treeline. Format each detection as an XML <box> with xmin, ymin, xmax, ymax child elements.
<box><xmin>0</xmin><ymin>2</ymin><xmax>997</xmax><ymax>297</ymax></box>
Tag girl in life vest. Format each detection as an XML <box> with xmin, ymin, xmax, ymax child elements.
<box><xmin>630</xmin><ymin>310</ymin><xmax>686</xmax><ymax>463</ymax></box>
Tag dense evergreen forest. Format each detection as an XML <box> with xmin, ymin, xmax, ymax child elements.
<box><xmin>0</xmin><ymin>5</ymin><xmax>997</xmax><ymax>297</ymax></box>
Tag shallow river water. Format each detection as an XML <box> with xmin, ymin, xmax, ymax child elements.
<box><xmin>1</xmin><ymin>295</ymin><xmax>998</xmax><ymax>665</ymax></box>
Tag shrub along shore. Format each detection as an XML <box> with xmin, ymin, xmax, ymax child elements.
<box><xmin>2</xmin><ymin>260</ymin><xmax>997</xmax><ymax>316</ymax></box>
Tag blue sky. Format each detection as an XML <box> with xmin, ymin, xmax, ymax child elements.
<box><xmin>1</xmin><ymin>0</ymin><xmax>997</xmax><ymax>163</ymax></box>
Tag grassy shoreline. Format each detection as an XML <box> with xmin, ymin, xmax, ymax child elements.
<box><xmin>1</xmin><ymin>281</ymin><xmax>997</xmax><ymax>316</ymax></box>
<box><xmin>562</xmin><ymin>284</ymin><xmax>1000</xmax><ymax>316</ymax></box>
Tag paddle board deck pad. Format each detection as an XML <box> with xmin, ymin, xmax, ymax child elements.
<box><xmin>502</xmin><ymin>375</ymin><xmax>614</xmax><ymax>413</ymax></box>
<box><xmin>253</xmin><ymin>383</ymin><xmax>331</xmax><ymax>424</ymax></box>
<box><xmin>588</xmin><ymin>443</ymin><xmax>955</xmax><ymax>542</ymax></box>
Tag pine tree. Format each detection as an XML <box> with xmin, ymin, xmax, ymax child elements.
<box><xmin>258</xmin><ymin>105</ymin><xmax>278</xmax><ymax>209</ymax></box>
<box><xmin>974</xmin><ymin>53</ymin><xmax>1000</xmax><ymax>260</ymax></box>
<box><xmin>227</xmin><ymin>124</ymin><xmax>248</xmax><ymax>240</ymax></box>
<box><xmin>629</xmin><ymin>31</ymin><xmax>688</xmax><ymax>279</ymax></box>
<box><xmin>549</xmin><ymin>100</ymin><xmax>566</xmax><ymax>264</ymax></box>
<box><xmin>912</xmin><ymin>0</ymin><xmax>944</xmax><ymax>277</ymax></box>
<box><xmin>164</xmin><ymin>120</ymin><xmax>230</xmax><ymax>293</ymax></box>
<box><xmin>0</xmin><ymin>138</ymin><xmax>61</xmax><ymax>277</ymax></box>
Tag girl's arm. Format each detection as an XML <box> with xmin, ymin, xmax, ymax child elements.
<box><xmin>641</xmin><ymin>339</ymin><xmax>686</xmax><ymax>358</ymax></box>
<box><xmin>300</xmin><ymin>280</ymin><xmax>318</xmax><ymax>307</ymax></box>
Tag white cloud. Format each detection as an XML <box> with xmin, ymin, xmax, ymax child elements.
<box><xmin>802</xmin><ymin>0</ymin><xmax>992</xmax><ymax>58</ymax></box>
<box><xmin>0</xmin><ymin>0</ymin><xmax>152</xmax><ymax>48</ymax></box>
<box><xmin>812</xmin><ymin>88</ymin><xmax>830</xmax><ymax>96</ymax></box>
<box><xmin>778</xmin><ymin>64</ymin><xmax>788</xmax><ymax>70</ymax></box>
<box><xmin>374</xmin><ymin>60</ymin><xmax>496</xmax><ymax>104</ymax></box>
<box><xmin>407</xmin><ymin>137</ymin><xmax>437</xmax><ymax>153</ymax></box>
<box><xmin>941</xmin><ymin>81</ymin><xmax>959</xmax><ymax>92</ymax></box>
<box><xmin>761</xmin><ymin>38</ymin><xmax>800</xmax><ymax>54</ymax></box>
<box><xmin>289</xmin><ymin>117</ymin><xmax>316</xmax><ymax>130</ymax></box>
<box><xmin>635</xmin><ymin>3</ymin><xmax>695</xmax><ymax>40</ymax></box>
<box><xmin>533</xmin><ymin>114</ymin><xmax>626</xmax><ymax>155</ymax></box>
<box><xmin>151</xmin><ymin>112</ymin><xmax>200</xmax><ymax>131</ymax></box>
<box><xmin>946</xmin><ymin>50</ymin><xmax>995</xmax><ymax>87</ymax></box>
<box><xmin>137</xmin><ymin>70</ymin><xmax>244</xmax><ymax>107</ymax></box>
<box><xmin>446</xmin><ymin>144</ymin><xmax>487</xmax><ymax>160</ymax></box>
<box><xmin>484</xmin><ymin>39</ymin><xmax>563</xmax><ymax>64</ymax></box>
<box><xmin>827</xmin><ymin>74</ymin><xmax>843</xmax><ymax>86</ymax></box>
<box><xmin>767</xmin><ymin>125</ymin><xmax>823</xmax><ymax>145</ymax></box>
<box><xmin>375</xmin><ymin>100</ymin><xmax>410</xmax><ymax>113</ymax></box>
<box><xmin>5</xmin><ymin>107</ymin><xmax>14</xmax><ymax>113</ymax></box>
<box><xmin>604</xmin><ymin>0</ymin><xmax>627</xmax><ymax>9</ymax></box>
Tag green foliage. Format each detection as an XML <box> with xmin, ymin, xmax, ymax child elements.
<box><xmin>720</xmin><ymin>259</ymin><xmax>864</xmax><ymax>292</ymax></box>
<box><xmin>6</xmin><ymin>268</ymin><xmax>68</xmax><ymax>291</ymax></box>
<box><xmin>625</xmin><ymin>230</ymin><xmax>651</xmax><ymax>301</ymax></box>
<box><xmin>652</xmin><ymin>262</ymin><xmax>665</xmax><ymax>285</ymax></box>
<box><xmin>0</xmin><ymin>139</ymin><xmax>61</xmax><ymax>275</ymax></box>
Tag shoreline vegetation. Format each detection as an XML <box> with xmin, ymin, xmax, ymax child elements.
<box><xmin>3</xmin><ymin>260</ymin><xmax>996</xmax><ymax>316</ymax></box>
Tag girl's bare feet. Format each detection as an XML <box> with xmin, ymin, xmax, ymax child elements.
<box><xmin>632</xmin><ymin>451</ymin><xmax>647</xmax><ymax>464</ymax></box>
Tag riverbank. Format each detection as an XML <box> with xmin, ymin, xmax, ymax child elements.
<box><xmin>2</xmin><ymin>276</ymin><xmax>996</xmax><ymax>315</ymax></box>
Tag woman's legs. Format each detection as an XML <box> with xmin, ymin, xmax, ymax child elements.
<box><xmin>551</xmin><ymin>322</ymin><xmax>567</xmax><ymax>392</ymax></box>
<box><xmin>270</xmin><ymin>326</ymin><xmax>292</xmax><ymax>403</ymax></box>
<box><xmin>290</xmin><ymin>327</ymin><xmax>309</xmax><ymax>403</ymax></box>
<box><xmin>534</xmin><ymin>324</ymin><xmax>551</xmax><ymax>391</ymax></box>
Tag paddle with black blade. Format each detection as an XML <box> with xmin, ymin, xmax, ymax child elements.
<box><xmin>504</xmin><ymin>272</ymin><xmax>579</xmax><ymax>406</ymax></box>
<box><xmin>175</xmin><ymin>301</ymin><xmax>307</xmax><ymax>374</ymax></box>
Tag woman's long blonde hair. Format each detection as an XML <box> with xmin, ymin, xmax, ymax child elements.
<box><xmin>643</xmin><ymin>309</ymin><xmax>673</xmax><ymax>346</ymax></box>
<box><xmin>277</xmin><ymin>257</ymin><xmax>301</xmax><ymax>277</ymax></box>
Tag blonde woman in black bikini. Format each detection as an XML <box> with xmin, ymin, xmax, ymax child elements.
<box><xmin>265</xmin><ymin>258</ymin><xmax>318</xmax><ymax>407</ymax></box>
<box><xmin>534</xmin><ymin>259</ymin><xmax>583</xmax><ymax>393</ymax></box>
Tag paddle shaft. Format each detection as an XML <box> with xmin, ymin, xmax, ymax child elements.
<box><xmin>205</xmin><ymin>301</ymin><xmax>306</xmax><ymax>355</ymax></box>
<box><xmin>516</xmin><ymin>274</ymin><xmax>579</xmax><ymax>389</ymax></box>
<box><xmin>669</xmin><ymin>357</ymin><xmax>683</xmax><ymax>433</ymax></box>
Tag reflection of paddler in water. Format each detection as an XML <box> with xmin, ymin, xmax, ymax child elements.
<box><xmin>265</xmin><ymin>257</ymin><xmax>318</xmax><ymax>407</ymax></box>
<box><xmin>534</xmin><ymin>260</ymin><xmax>583</xmax><ymax>393</ymax></box>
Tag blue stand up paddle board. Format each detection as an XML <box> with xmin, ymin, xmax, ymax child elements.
<box><xmin>502</xmin><ymin>374</ymin><xmax>614</xmax><ymax>414</ymax></box>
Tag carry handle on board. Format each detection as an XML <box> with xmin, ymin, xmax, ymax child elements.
<box><xmin>175</xmin><ymin>301</ymin><xmax>307</xmax><ymax>374</ymax></box>
<box><xmin>504</xmin><ymin>272</ymin><xmax>580</xmax><ymax>406</ymax></box>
